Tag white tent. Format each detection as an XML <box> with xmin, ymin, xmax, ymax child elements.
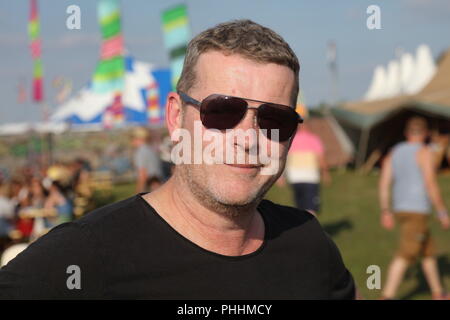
<box><xmin>399</xmin><ymin>52</ymin><xmax>415</xmax><ymax>94</ymax></box>
<box><xmin>364</xmin><ymin>65</ymin><xmax>387</xmax><ymax>101</ymax></box>
<box><xmin>384</xmin><ymin>60</ymin><xmax>401</xmax><ymax>98</ymax></box>
<box><xmin>363</xmin><ymin>44</ymin><xmax>436</xmax><ymax>101</ymax></box>
<box><xmin>0</xmin><ymin>122</ymin><xmax>68</xmax><ymax>136</ymax></box>
<box><xmin>405</xmin><ymin>44</ymin><xmax>436</xmax><ymax>94</ymax></box>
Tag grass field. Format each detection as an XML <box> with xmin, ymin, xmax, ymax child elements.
<box><xmin>111</xmin><ymin>170</ymin><xmax>450</xmax><ymax>300</ymax></box>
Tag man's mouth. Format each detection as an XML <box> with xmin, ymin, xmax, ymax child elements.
<box><xmin>224</xmin><ymin>163</ymin><xmax>263</xmax><ymax>172</ymax></box>
<box><xmin>225</xmin><ymin>164</ymin><xmax>262</xmax><ymax>168</ymax></box>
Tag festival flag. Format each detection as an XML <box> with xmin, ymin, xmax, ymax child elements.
<box><xmin>52</xmin><ymin>76</ymin><xmax>72</xmax><ymax>104</ymax></box>
<box><xmin>103</xmin><ymin>93</ymin><xmax>124</xmax><ymax>129</ymax></box>
<box><xmin>93</xmin><ymin>0</ymin><xmax>125</xmax><ymax>127</ymax></box>
<box><xmin>28</xmin><ymin>0</ymin><xmax>43</xmax><ymax>102</ymax></box>
<box><xmin>93</xmin><ymin>0</ymin><xmax>125</xmax><ymax>93</ymax></box>
<box><xmin>161</xmin><ymin>4</ymin><xmax>190</xmax><ymax>89</ymax></box>
<box><xmin>147</xmin><ymin>82</ymin><xmax>161</xmax><ymax>124</ymax></box>
<box><xmin>17</xmin><ymin>79</ymin><xmax>27</xmax><ymax>104</ymax></box>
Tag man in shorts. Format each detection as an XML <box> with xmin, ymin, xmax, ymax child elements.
<box><xmin>379</xmin><ymin>116</ymin><xmax>450</xmax><ymax>300</ymax></box>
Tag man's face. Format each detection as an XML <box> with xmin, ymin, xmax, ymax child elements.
<box><xmin>176</xmin><ymin>51</ymin><xmax>296</xmax><ymax>209</ymax></box>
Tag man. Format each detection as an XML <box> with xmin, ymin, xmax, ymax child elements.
<box><xmin>379</xmin><ymin>116</ymin><xmax>449</xmax><ymax>300</ymax></box>
<box><xmin>0</xmin><ymin>20</ymin><xmax>355</xmax><ymax>299</ymax></box>
<box><xmin>132</xmin><ymin>127</ymin><xmax>163</xmax><ymax>193</ymax></box>
<box><xmin>284</xmin><ymin>106</ymin><xmax>331</xmax><ymax>215</ymax></box>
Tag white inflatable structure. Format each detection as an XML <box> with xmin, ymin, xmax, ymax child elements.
<box><xmin>364</xmin><ymin>44</ymin><xmax>436</xmax><ymax>101</ymax></box>
<box><xmin>51</xmin><ymin>59</ymin><xmax>157</xmax><ymax>125</ymax></box>
<box><xmin>405</xmin><ymin>44</ymin><xmax>436</xmax><ymax>94</ymax></box>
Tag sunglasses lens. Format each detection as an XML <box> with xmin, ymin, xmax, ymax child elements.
<box><xmin>258</xmin><ymin>104</ymin><xmax>298</xmax><ymax>141</ymax></box>
<box><xmin>201</xmin><ymin>96</ymin><xmax>247</xmax><ymax>130</ymax></box>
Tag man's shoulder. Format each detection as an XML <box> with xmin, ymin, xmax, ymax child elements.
<box><xmin>259</xmin><ymin>199</ymin><xmax>314</xmax><ymax>219</ymax></box>
<box><xmin>75</xmin><ymin>194</ymin><xmax>144</xmax><ymax>228</ymax></box>
<box><xmin>258</xmin><ymin>199</ymin><xmax>349</xmax><ymax>271</ymax></box>
<box><xmin>392</xmin><ymin>141</ymin><xmax>407</xmax><ymax>151</ymax></box>
<box><xmin>258</xmin><ymin>199</ymin><xmax>325</xmax><ymax>237</ymax></box>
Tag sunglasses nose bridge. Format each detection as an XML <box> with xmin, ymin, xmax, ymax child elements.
<box><xmin>239</xmin><ymin>105</ymin><xmax>259</xmax><ymax>130</ymax></box>
<box><xmin>247</xmin><ymin>105</ymin><xmax>258</xmax><ymax>128</ymax></box>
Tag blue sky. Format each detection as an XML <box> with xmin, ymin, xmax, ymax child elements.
<box><xmin>1</xmin><ymin>0</ymin><xmax>450</xmax><ymax>124</ymax></box>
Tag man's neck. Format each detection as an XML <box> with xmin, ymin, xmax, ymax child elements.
<box><xmin>142</xmin><ymin>175</ymin><xmax>265</xmax><ymax>257</ymax></box>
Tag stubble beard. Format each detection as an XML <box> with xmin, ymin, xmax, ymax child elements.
<box><xmin>174</xmin><ymin>164</ymin><xmax>278</xmax><ymax>218</ymax></box>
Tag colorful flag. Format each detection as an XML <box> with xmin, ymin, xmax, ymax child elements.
<box><xmin>52</xmin><ymin>76</ymin><xmax>72</xmax><ymax>103</ymax></box>
<box><xmin>102</xmin><ymin>93</ymin><xmax>124</xmax><ymax>129</ymax></box>
<box><xmin>17</xmin><ymin>79</ymin><xmax>27</xmax><ymax>104</ymax></box>
<box><xmin>147</xmin><ymin>82</ymin><xmax>161</xmax><ymax>124</ymax></box>
<box><xmin>161</xmin><ymin>4</ymin><xmax>190</xmax><ymax>90</ymax></box>
<box><xmin>93</xmin><ymin>0</ymin><xmax>125</xmax><ymax>128</ymax></box>
<box><xmin>92</xmin><ymin>0</ymin><xmax>125</xmax><ymax>94</ymax></box>
<box><xmin>28</xmin><ymin>0</ymin><xmax>43</xmax><ymax>102</ymax></box>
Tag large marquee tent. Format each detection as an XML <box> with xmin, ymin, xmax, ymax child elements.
<box><xmin>50</xmin><ymin>56</ymin><xmax>171</xmax><ymax>129</ymax></box>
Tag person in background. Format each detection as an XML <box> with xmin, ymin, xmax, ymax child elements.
<box><xmin>70</xmin><ymin>158</ymin><xmax>93</xmax><ymax>207</ymax></box>
<box><xmin>29</xmin><ymin>177</ymin><xmax>47</xmax><ymax>208</ymax></box>
<box><xmin>379</xmin><ymin>116</ymin><xmax>450</xmax><ymax>300</ymax></box>
<box><xmin>281</xmin><ymin>105</ymin><xmax>331</xmax><ymax>215</ymax></box>
<box><xmin>13</xmin><ymin>180</ymin><xmax>34</xmax><ymax>240</ymax></box>
<box><xmin>159</xmin><ymin>133</ymin><xmax>174</xmax><ymax>181</ymax></box>
<box><xmin>132</xmin><ymin>127</ymin><xmax>163</xmax><ymax>193</ymax></box>
<box><xmin>430</xmin><ymin>129</ymin><xmax>450</xmax><ymax>170</ymax></box>
<box><xmin>44</xmin><ymin>181</ymin><xmax>73</xmax><ymax>227</ymax></box>
<box><xmin>0</xmin><ymin>183</ymin><xmax>14</xmax><ymax>245</ymax></box>
<box><xmin>146</xmin><ymin>176</ymin><xmax>162</xmax><ymax>193</ymax></box>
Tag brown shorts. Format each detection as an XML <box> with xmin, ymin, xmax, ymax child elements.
<box><xmin>395</xmin><ymin>212</ymin><xmax>435</xmax><ymax>262</ymax></box>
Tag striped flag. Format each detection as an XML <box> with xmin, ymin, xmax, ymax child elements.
<box><xmin>92</xmin><ymin>0</ymin><xmax>125</xmax><ymax>94</ymax></box>
<box><xmin>93</xmin><ymin>0</ymin><xmax>125</xmax><ymax>128</ymax></box>
<box><xmin>28</xmin><ymin>0</ymin><xmax>43</xmax><ymax>102</ymax></box>
<box><xmin>147</xmin><ymin>82</ymin><xmax>161</xmax><ymax>124</ymax></box>
<box><xmin>161</xmin><ymin>4</ymin><xmax>190</xmax><ymax>90</ymax></box>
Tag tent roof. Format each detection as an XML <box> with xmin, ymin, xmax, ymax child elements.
<box><xmin>418</xmin><ymin>49</ymin><xmax>450</xmax><ymax>106</ymax></box>
<box><xmin>333</xmin><ymin>48</ymin><xmax>450</xmax><ymax>129</ymax></box>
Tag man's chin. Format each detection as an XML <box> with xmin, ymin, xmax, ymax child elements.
<box><xmin>211</xmin><ymin>187</ymin><xmax>264</xmax><ymax>208</ymax></box>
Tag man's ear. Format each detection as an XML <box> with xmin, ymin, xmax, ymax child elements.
<box><xmin>166</xmin><ymin>92</ymin><xmax>183</xmax><ymax>142</ymax></box>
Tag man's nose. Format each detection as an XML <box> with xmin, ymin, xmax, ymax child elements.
<box><xmin>238</xmin><ymin>107</ymin><xmax>257</xmax><ymax>131</ymax></box>
<box><xmin>233</xmin><ymin>107</ymin><xmax>258</xmax><ymax>150</ymax></box>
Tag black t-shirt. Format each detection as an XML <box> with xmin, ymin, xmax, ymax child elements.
<box><xmin>0</xmin><ymin>194</ymin><xmax>355</xmax><ymax>299</ymax></box>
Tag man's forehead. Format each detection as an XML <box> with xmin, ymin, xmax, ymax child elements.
<box><xmin>193</xmin><ymin>51</ymin><xmax>295</xmax><ymax>104</ymax></box>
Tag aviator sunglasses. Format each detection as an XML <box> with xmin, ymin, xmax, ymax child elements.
<box><xmin>178</xmin><ymin>92</ymin><xmax>303</xmax><ymax>142</ymax></box>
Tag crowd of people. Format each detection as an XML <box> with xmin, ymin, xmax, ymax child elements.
<box><xmin>0</xmin><ymin>127</ymin><xmax>174</xmax><ymax>258</ymax></box>
<box><xmin>0</xmin><ymin>158</ymin><xmax>92</xmax><ymax>252</ymax></box>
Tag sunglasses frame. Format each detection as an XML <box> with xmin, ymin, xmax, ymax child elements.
<box><xmin>178</xmin><ymin>91</ymin><xmax>303</xmax><ymax>140</ymax></box>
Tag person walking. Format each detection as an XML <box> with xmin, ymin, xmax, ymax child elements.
<box><xmin>379</xmin><ymin>116</ymin><xmax>449</xmax><ymax>300</ymax></box>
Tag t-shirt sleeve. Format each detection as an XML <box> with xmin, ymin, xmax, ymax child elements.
<box><xmin>0</xmin><ymin>222</ymin><xmax>104</xmax><ymax>299</ymax></box>
<box><xmin>325</xmin><ymin>234</ymin><xmax>356</xmax><ymax>300</ymax></box>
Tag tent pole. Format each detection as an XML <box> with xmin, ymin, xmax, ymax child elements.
<box><xmin>356</xmin><ymin>128</ymin><xmax>370</xmax><ymax>168</ymax></box>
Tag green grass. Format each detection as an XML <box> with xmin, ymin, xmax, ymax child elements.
<box><xmin>111</xmin><ymin>171</ymin><xmax>450</xmax><ymax>300</ymax></box>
